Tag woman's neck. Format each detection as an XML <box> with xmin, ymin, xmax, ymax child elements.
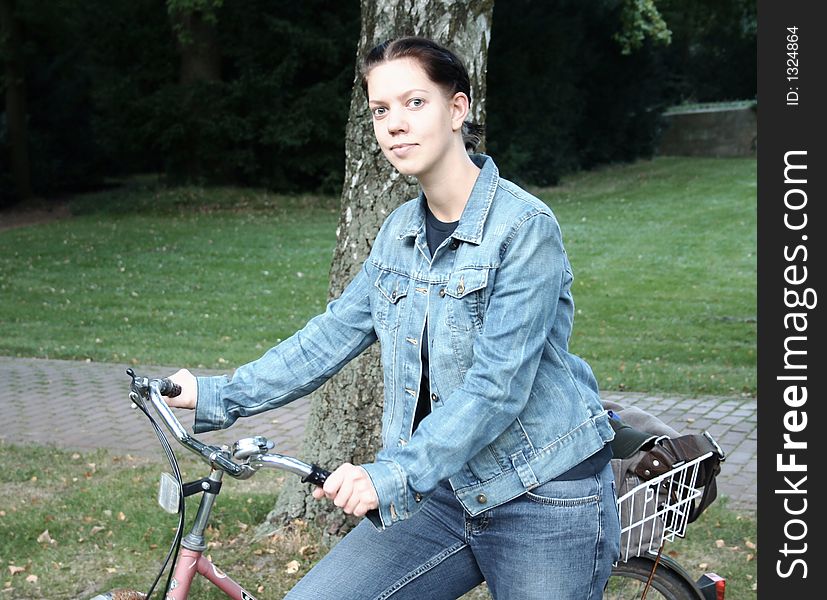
<box><xmin>419</xmin><ymin>148</ymin><xmax>481</xmax><ymax>223</ymax></box>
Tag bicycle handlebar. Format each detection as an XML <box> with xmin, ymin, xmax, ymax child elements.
<box><xmin>127</xmin><ymin>369</ymin><xmax>320</xmax><ymax>482</ymax></box>
<box><xmin>128</xmin><ymin>369</ymin><xmax>379</xmax><ymax>523</ymax></box>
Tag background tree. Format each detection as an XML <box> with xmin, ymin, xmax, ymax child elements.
<box><xmin>259</xmin><ymin>0</ymin><xmax>495</xmax><ymax>538</ymax></box>
<box><xmin>0</xmin><ymin>0</ymin><xmax>32</xmax><ymax>205</ymax></box>
<box><xmin>657</xmin><ymin>0</ymin><xmax>756</xmax><ymax>103</ymax></box>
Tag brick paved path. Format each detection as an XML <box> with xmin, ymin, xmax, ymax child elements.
<box><xmin>0</xmin><ymin>356</ymin><xmax>756</xmax><ymax>511</ymax></box>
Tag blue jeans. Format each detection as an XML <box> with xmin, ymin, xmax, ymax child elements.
<box><xmin>285</xmin><ymin>462</ymin><xmax>620</xmax><ymax>600</ymax></box>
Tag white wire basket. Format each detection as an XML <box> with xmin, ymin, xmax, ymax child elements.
<box><xmin>615</xmin><ymin>451</ymin><xmax>714</xmax><ymax>561</ymax></box>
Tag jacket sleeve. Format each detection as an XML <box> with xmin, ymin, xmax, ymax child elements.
<box><xmin>193</xmin><ymin>261</ymin><xmax>378</xmax><ymax>433</ymax></box>
<box><xmin>362</xmin><ymin>210</ymin><xmax>568</xmax><ymax>528</ymax></box>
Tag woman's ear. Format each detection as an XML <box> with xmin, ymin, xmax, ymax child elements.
<box><xmin>450</xmin><ymin>92</ymin><xmax>470</xmax><ymax>132</ymax></box>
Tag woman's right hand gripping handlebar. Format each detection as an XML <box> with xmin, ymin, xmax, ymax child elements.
<box><xmin>164</xmin><ymin>369</ymin><xmax>198</xmax><ymax>409</ymax></box>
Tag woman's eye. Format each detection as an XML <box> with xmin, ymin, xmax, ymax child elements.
<box><xmin>408</xmin><ymin>98</ymin><xmax>425</xmax><ymax>108</ymax></box>
<box><xmin>371</xmin><ymin>107</ymin><xmax>387</xmax><ymax>118</ymax></box>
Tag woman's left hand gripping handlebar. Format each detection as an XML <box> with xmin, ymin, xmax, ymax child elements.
<box><xmin>163</xmin><ymin>368</ymin><xmax>198</xmax><ymax>410</ymax></box>
<box><xmin>312</xmin><ymin>462</ymin><xmax>379</xmax><ymax>517</ymax></box>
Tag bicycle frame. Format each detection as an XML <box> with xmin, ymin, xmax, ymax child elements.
<box><xmin>161</xmin><ymin>469</ymin><xmax>258</xmax><ymax>600</ymax></box>
<box><xmin>92</xmin><ymin>371</ymin><xmax>330</xmax><ymax>600</ymax></box>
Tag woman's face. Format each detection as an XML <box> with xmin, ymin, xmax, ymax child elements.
<box><xmin>366</xmin><ymin>57</ymin><xmax>467</xmax><ymax>180</ymax></box>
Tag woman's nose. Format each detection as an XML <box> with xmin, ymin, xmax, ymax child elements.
<box><xmin>386</xmin><ymin>109</ymin><xmax>407</xmax><ymax>133</ymax></box>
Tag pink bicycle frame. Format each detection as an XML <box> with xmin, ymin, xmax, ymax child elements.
<box><xmin>165</xmin><ymin>548</ymin><xmax>258</xmax><ymax>600</ymax></box>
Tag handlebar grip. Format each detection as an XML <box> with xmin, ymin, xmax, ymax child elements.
<box><xmin>158</xmin><ymin>378</ymin><xmax>182</xmax><ymax>398</ymax></box>
<box><xmin>301</xmin><ymin>464</ymin><xmax>330</xmax><ymax>488</ymax></box>
<box><xmin>301</xmin><ymin>466</ymin><xmax>380</xmax><ymax>524</ymax></box>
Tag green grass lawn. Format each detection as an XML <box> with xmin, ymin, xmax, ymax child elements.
<box><xmin>0</xmin><ymin>159</ymin><xmax>757</xmax><ymax>596</ymax></box>
<box><xmin>536</xmin><ymin>156</ymin><xmax>756</xmax><ymax>395</ymax></box>
<box><xmin>0</xmin><ymin>442</ymin><xmax>757</xmax><ymax>599</ymax></box>
<box><xmin>0</xmin><ymin>156</ymin><xmax>756</xmax><ymax>396</ymax></box>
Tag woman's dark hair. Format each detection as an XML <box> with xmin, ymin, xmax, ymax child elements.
<box><xmin>360</xmin><ymin>36</ymin><xmax>485</xmax><ymax>153</ymax></box>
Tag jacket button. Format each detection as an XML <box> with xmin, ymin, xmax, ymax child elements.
<box><xmin>430</xmin><ymin>393</ymin><xmax>438</xmax><ymax>402</ymax></box>
<box><xmin>457</xmin><ymin>282</ymin><xmax>465</xmax><ymax>294</ymax></box>
<box><xmin>476</xmin><ymin>494</ymin><xmax>487</xmax><ymax>504</ymax></box>
<box><xmin>414</xmin><ymin>493</ymin><xmax>423</xmax><ymax>503</ymax></box>
<box><xmin>644</xmin><ymin>469</ymin><xmax>651</xmax><ymax>477</ymax></box>
<box><xmin>438</xmin><ymin>288</ymin><xmax>446</xmax><ymax>298</ymax></box>
<box><xmin>449</xmin><ymin>239</ymin><xmax>459</xmax><ymax>250</ymax></box>
<box><xmin>391</xmin><ymin>290</ymin><xmax>397</xmax><ymax>300</ymax></box>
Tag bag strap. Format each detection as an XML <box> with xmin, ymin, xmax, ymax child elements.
<box><xmin>659</xmin><ymin>431</ymin><xmax>726</xmax><ymax>522</ymax></box>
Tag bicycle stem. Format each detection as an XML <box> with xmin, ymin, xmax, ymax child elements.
<box><xmin>181</xmin><ymin>469</ymin><xmax>224</xmax><ymax>553</ymax></box>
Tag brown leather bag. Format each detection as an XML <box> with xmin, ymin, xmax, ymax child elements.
<box><xmin>632</xmin><ymin>432</ymin><xmax>725</xmax><ymax>523</ymax></box>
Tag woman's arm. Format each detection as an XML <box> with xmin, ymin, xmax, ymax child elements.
<box><xmin>191</xmin><ymin>261</ymin><xmax>379</xmax><ymax>433</ymax></box>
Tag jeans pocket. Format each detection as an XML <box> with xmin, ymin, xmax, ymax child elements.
<box><xmin>524</xmin><ymin>475</ymin><xmax>601</xmax><ymax>506</ymax></box>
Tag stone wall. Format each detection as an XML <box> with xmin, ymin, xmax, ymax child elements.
<box><xmin>656</xmin><ymin>104</ymin><xmax>757</xmax><ymax>157</ymax></box>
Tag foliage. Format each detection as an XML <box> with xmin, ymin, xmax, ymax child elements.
<box><xmin>613</xmin><ymin>0</ymin><xmax>671</xmax><ymax>54</ymax></box>
<box><xmin>0</xmin><ymin>0</ymin><xmax>755</xmax><ymax>200</ymax></box>
<box><xmin>657</xmin><ymin>0</ymin><xmax>757</xmax><ymax>103</ymax></box>
<box><xmin>1</xmin><ymin>0</ymin><xmax>359</xmax><ymax>200</ymax></box>
<box><xmin>486</xmin><ymin>0</ymin><xmax>671</xmax><ymax>186</ymax></box>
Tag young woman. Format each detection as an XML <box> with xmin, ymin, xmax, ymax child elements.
<box><xmin>165</xmin><ymin>36</ymin><xmax>620</xmax><ymax>599</ymax></box>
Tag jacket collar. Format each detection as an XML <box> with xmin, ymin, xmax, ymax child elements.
<box><xmin>398</xmin><ymin>154</ymin><xmax>498</xmax><ymax>246</ymax></box>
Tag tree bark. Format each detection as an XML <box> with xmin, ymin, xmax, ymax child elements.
<box><xmin>260</xmin><ymin>0</ymin><xmax>494</xmax><ymax>540</ymax></box>
<box><xmin>1</xmin><ymin>0</ymin><xmax>33</xmax><ymax>204</ymax></box>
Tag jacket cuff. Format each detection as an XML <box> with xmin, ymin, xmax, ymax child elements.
<box><xmin>193</xmin><ymin>375</ymin><xmax>229</xmax><ymax>433</ymax></box>
<box><xmin>360</xmin><ymin>461</ymin><xmax>424</xmax><ymax>529</ymax></box>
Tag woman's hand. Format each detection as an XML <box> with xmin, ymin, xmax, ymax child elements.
<box><xmin>164</xmin><ymin>368</ymin><xmax>197</xmax><ymax>410</ymax></box>
<box><xmin>312</xmin><ymin>462</ymin><xmax>379</xmax><ymax>517</ymax></box>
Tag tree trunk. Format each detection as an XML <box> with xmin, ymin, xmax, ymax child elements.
<box><xmin>173</xmin><ymin>9</ymin><xmax>222</xmax><ymax>85</ymax></box>
<box><xmin>1</xmin><ymin>0</ymin><xmax>33</xmax><ymax>204</ymax></box>
<box><xmin>260</xmin><ymin>0</ymin><xmax>494</xmax><ymax>540</ymax></box>
<box><xmin>168</xmin><ymin>6</ymin><xmax>221</xmax><ymax>180</ymax></box>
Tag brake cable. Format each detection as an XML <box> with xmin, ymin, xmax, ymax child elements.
<box><xmin>129</xmin><ymin>381</ymin><xmax>186</xmax><ymax>599</ymax></box>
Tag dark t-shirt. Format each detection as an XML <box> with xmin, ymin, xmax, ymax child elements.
<box><xmin>413</xmin><ymin>204</ymin><xmax>611</xmax><ymax>480</ymax></box>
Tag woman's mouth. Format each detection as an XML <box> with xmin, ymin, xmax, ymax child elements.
<box><xmin>390</xmin><ymin>143</ymin><xmax>417</xmax><ymax>158</ymax></box>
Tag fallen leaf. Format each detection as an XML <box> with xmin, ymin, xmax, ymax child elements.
<box><xmin>698</xmin><ymin>563</ymin><xmax>708</xmax><ymax>570</ymax></box>
<box><xmin>715</xmin><ymin>539</ymin><xmax>725</xmax><ymax>548</ymax></box>
<box><xmin>0</xmin><ymin>510</ymin><xmax>5</xmax><ymax>517</ymax></box>
<box><xmin>745</xmin><ymin>540</ymin><xmax>756</xmax><ymax>550</ymax></box>
<box><xmin>25</xmin><ymin>575</ymin><xmax>37</xmax><ymax>584</ymax></box>
<box><xmin>285</xmin><ymin>560</ymin><xmax>300</xmax><ymax>574</ymax></box>
<box><xmin>37</xmin><ymin>530</ymin><xmax>54</xmax><ymax>544</ymax></box>
<box><xmin>106</xmin><ymin>567</ymin><xmax>117</xmax><ymax>574</ymax></box>
<box><xmin>747</xmin><ymin>553</ymin><xmax>754</xmax><ymax>561</ymax></box>
<box><xmin>8</xmin><ymin>566</ymin><xmax>25</xmax><ymax>576</ymax></box>
<box><xmin>30</xmin><ymin>476</ymin><xmax>37</xmax><ymax>482</ymax></box>
<box><xmin>257</xmin><ymin>586</ymin><xmax>265</xmax><ymax>593</ymax></box>
<box><xmin>117</xmin><ymin>512</ymin><xmax>126</xmax><ymax>521</ymax></box>
<box><xmin>90</xmin><ymin>526</ymin><xmax>105</xmax><ymax>536</ymax></box>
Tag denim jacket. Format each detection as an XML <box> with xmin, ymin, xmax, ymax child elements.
<box><xmin>194</xmin><ymin>154</ymin><xmax>614</xmax><ymax>529</ymax></box>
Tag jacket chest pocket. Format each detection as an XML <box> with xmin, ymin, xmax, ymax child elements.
<box><xmin>445</xmin><ymin>267</ymin><xmax>489</xmax><ymax>333</ymax></box>
<box><xmin>373</xmin><ymin>270</ymin><xmax>410</xmax><ymax>332</ymax></box>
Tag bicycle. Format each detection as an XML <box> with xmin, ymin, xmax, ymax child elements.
<box><xmin>90</xmin><ymin>371</ymin><xmax>726</xmax><ymax>599</ymax></box>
